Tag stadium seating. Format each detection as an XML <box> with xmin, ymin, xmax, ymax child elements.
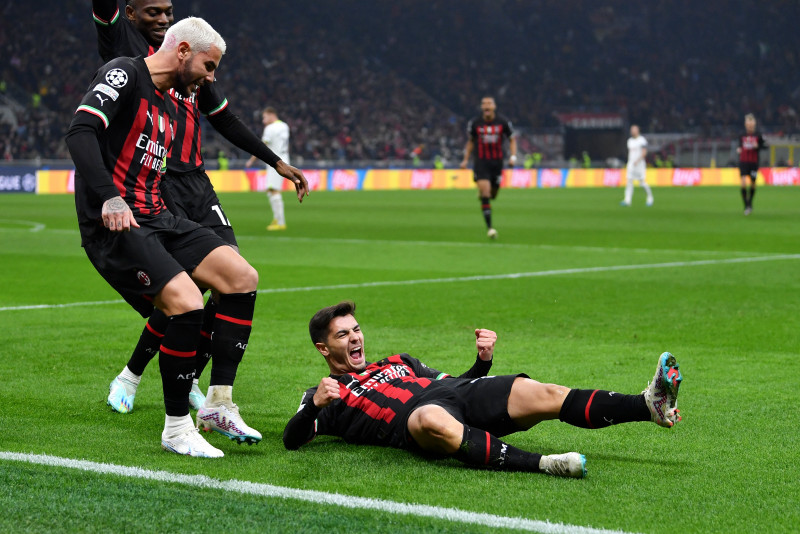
<box><xmin>1</xmin><ymin>0</ymin><xmax>798</xmax><ymax>163</ymax></box>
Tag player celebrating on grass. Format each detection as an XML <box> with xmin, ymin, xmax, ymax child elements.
<box><xmin>67</xmin><ymin>18</ymin><xmax>262</xmax><ymax>458</ymax></box>
<box><xmin>92</xmin><ymin>0</ymin><xmax>308</xmax><ymax>417</ymax></box>
<box><xmin>284</xmin><ymin>302</ymin><xmax>683</xmax><ymax>478</ymax></box>
<box><xmin>621</xmin><ymin>124</ymin><xmax>653</xmax><ymax>207</ymax></box>
<box><xmin>460</xmin><ymin>97</ymin><xmax>517</xmax><ymax>240</ymax></box>
<box><xmin>737</xmin><ymin>113</ymin><xmax>767</xmax><ymax>216</ymax></box>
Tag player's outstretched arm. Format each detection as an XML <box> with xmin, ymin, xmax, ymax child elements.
<box><xmin>206</xmin><ymin>106</ymin><xmax>309</xmax><ymax>202</ymax></box>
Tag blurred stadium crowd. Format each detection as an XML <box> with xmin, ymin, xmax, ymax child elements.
<box><xmin>1</xmin><ymin>0</ymin><xmax>798</xmax><ymax>164</ymax></box>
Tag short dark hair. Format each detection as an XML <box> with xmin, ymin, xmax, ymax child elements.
<box><xmin>309</xmin><ymin>301</ymin><xmax>356</xmax><ymax>344</ymax></box>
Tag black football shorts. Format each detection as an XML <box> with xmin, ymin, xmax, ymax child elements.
<box><xmin>81</xmin><ymin>212</ymin><xmax>227</xmax><ymax>317</ymax></box>
<box><xmin>473</xmin><ymin>159</ymin><xmax>504</xmax><ymax>185</ymax></box>
<box><xmin>401</xmin><ymin>374</ymin><xmax>527</xmax><ymax>451</ymax></box>
<box><xmin>162</xmin><ymin>169</ymin><xmax>237</xmax><ymax>246</ymax></box>
<box><xmin>739</xmin><ymin>162</ymin><xmax>759</xmax><ymax>180</ymax></box>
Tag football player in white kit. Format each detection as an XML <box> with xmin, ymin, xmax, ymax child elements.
<box><xmin>621</xmin><ymin>124</ymin><xmax>653</xmax><ymax>207</ymax></box>
<box><xmin>247</xmin><ymin>107</ymin><xmax>291</xmax><ymax>229</ymax></box>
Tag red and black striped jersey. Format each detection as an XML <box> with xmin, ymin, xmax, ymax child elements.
<box><xmin>166</xmin><ymin>83</ymin><xmax>228</xmax><ymax>174</ymax></box>
<box><xmin>284</xmin><ymin>354</ymin><xmax>492</xmax><ymax>449</ymax></box>
<box><xmin>92</xmin><ymin>0</ymin><xmax>155</xmax><ymax>63</ymax></box>
<box><xmin>738</xmin><ymin>131</ymin><xmax>766</xmax><ymax>164</ymax></box>
<box><xmin>70</xmin><ymin>57</ymin><xmax>175</xmax><ymax>229</ymax></box>
<box><xmin>467</xmin><ymin>115</ymin><xmax>514</xmax><ymax>161</ymax></box>
<box><xmin>91</xmin><ymin>0</ymin><xmax>226</xmax><ymax>174</ymax></box>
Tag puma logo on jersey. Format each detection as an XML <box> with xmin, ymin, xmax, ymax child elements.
<box><xmin>94</xmin><ymin>94</ymin><xmax>109</xmax><ymax>106</ymax></box>
<box><xmin>93</xmin><ymin>83</ymin><xmax>119</xmax><ymax>101</ymax></box>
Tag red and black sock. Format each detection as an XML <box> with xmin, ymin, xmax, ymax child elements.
<box><xmin>158</xmin><ymin>309</ymin><xmax>203</xmax><ymax>416</ymax></box>
<box><xmin>558</xmin><ymin>388</ymin><xmax>650</xmax><ymax>429</ymax></box>
<box><xmin>453</xmin><ymin>425</ymin><xmax>541</xmax><ymax>472</ymax></box>
<box><xmin>193</xmin><ymin>298</ymin><xmax>217</xmax><ymax>379</ymax></box>
<box><xmin>480</xmin><ymin>197</ymin><xmax>492</xmax><ymax>228</ymax></box>
<box><xmin>126</xmin><ymin>309</ymin><xmax>169</xmax><ymax>376</ymax></box>
<box><xmin>209</xmin><ymin>292</ymin><xmax>256</xmax><ymax>386</ymax></box>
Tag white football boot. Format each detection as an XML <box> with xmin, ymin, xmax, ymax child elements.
<box><xmin>107</xmin><ymin>377</ymin><xmax>136</xmax><ymax>413</ymax></box>
<box><xmin>188</xmin><ymin>379</ymin><xmax>206</xmax><ymax>411</ymax></box>
<box><xmin>539</xmin><ymin>452</ymin><xmax>587</xmax><ymax>478</ymax></box>
<box><xmin>161</xmin><ymin>417</ymin><xmax>224</xmax><ymax>458</ymax></box>
<box><xmin>196</xmin><ymin>386</ymin><xmax>262</xmax><ymax>445</ymax></box>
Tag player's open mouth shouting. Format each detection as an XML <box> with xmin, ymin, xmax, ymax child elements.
<box><xmin>349</xmin><ymin>345</ymin><xmax>364</xmax><ymax>366</ymax></box>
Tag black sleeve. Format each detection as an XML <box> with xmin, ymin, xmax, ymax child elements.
<box><xmin>466</xmin><ymin>119</ymin><xmax>476</xmax><ymax>141</ymax></box>
<box><xmin>283</xmin><ymin>388</ymin><xmax>322</xmax><ymax>450</ymax></box>
<box><xmin>396</xmin><ymin>354</ymin><xmax>448</xmax><ymax>379</ymax></box>
<box><xmin>504</xmin><ymin>117</ymin><xmax>515</xmax><ymax>138</ymax></box>
<box><xmin>93</xmin><ymin>0</ymin><xmax>120</xmax><ymax>62</ymax></box>
<box><xmin>400</xmin><ymin>353</ymin><xmax>492</xmax><ymax>380</ymax></box>
<box><xmin>457</xmin><ymin>356</ymin><xmax>493</xmax><ymax>379</ymax></box>
<box><xmin>65</xmin><ymin>126</ymin><xmax>119</xmax><ymax>202</ymax></box>
<box><xmin>92</xmin><ymin>0</ymin><xmax>121</xmax><ymax>25</ymax></box>
<box><xmin>198</xmin><ymin>82</ymin><xmax>282</xmax><ymax>167</ymax></box>
<box><xmin>65</xmin><ymin>58</ymin><xmax>137</xmax><ymax>201</ymax></box>
<box><xmin>207</xmin><ymin>108</ymin><xmax>281</xmax><ymax>167</ymax></box>
<box><xmin>759</xmin><ymin>134</ymin><xmax>767</xmax><ymax>150</ymax></box>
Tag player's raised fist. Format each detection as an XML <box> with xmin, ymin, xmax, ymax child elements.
<box><xmin>313</xmin><ymin>377</ymin><xmax>341</xmax><ymax>408</ymax></box>
<box><xmin>475</xmin><ymin>328</ymin><xmax>497</xmax><ymax>361</ymax></box>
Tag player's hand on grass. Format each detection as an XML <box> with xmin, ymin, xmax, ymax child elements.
<box><xmin>275</xmin><ymin>160</ymin><xmax>310</xmax><ymax>203</ymax></box>
<box><xmin>475</xmin><ymin>328</ymin><xmax>496</xmax><ymax>361</ymax></box>
<box><xmin>102</xmin><ymin>196</ymin><xmax>139</xmax><ymax>232</ymax></box>
<box><xmin>313</xmin><ymin>377</ymin><xmax>340</xmax><ymax>408</ymax></box>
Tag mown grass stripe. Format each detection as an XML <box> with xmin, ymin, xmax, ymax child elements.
<box><xmin>1</xmin><ymin>254</ymin><xmax>797</xmax><ymax>312</ymax></box>
<box><xmin>0</xmin><ymin>452</ymin><xmax>635</xmax><ymax>534</ymax></box>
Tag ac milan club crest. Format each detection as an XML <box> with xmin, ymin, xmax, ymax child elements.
<box><xmin>136</xmin><ymin>270</ymin><xmax>151</xmax><ymax>286</ymax></box>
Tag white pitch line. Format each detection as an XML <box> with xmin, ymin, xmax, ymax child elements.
<box><xmin>1</xmin><ymin>254</ymin><xmax>799</xmax><ymax>313</ymax></box>
<box><xmin>0</xmin><ymin>298</ymin><xmax>125</xmax><ymax>312</ymax></box>
<box><xmin>252</xmin><ymin>253</ymin><xmax>800</xmax><ymax>295</ymax></box>
<box><xmin>0</xmin><ymin>218</ymin><xmax>46</xmax><ymax>232</ymax></box>
<box><xmin>0</xmin><ymin>451</ymin><xmax>635</xmax><ymax>534</ymax></box>
<box><xmin>239</xmin><ymin>234</ymin><xmax>750</xmax><ymax>256</ymax></box>
<box><xmin>0</xmin><ymin>223</ymin><xmax>767</xmax><ymax>256</ymax></box>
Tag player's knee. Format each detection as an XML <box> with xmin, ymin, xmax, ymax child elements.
<box><xmin>157</xmin><ymin>278</ymin><xmax>204</xmax><ymax>316</ymax></box>
<box><xmin>511</xmin><ymin>378</ymin><xmax>568</xmax><ymax>413</ymax></box>
<box><xmin>541</xmin><ymin>382</ymin><xmax>570</xmax><ymax>404</ymax></box>
<box><xmin>411</xmin><ymin>406</ymin><xmax>460</xmax><ymax>445</ymax></box>
<box><xmin>230</xmin><ymin>262</ymin><xmax>258</xmax><ymax>293</ymax></box>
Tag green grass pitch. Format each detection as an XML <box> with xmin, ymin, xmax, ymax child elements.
<box><xmin>0</xmin><ymin>186</ymin><xmax>798</xmax><ymax>533</ymax></box>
